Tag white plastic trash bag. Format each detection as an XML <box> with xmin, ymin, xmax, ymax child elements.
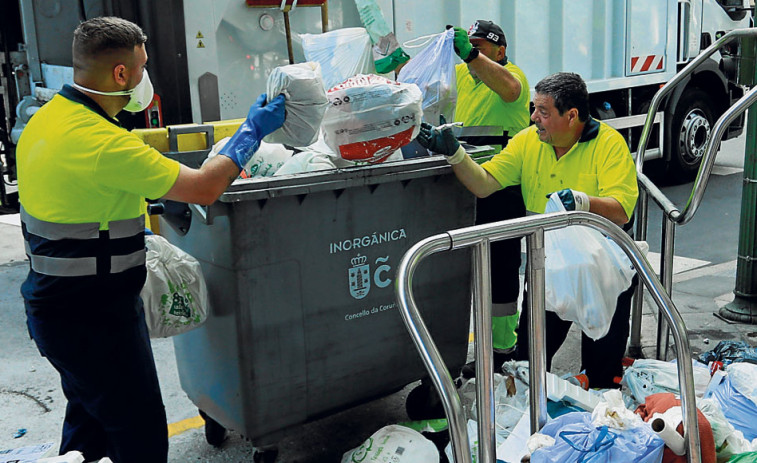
<box><xmin>341</xmin><ymin>424</ymin><xmax>439</xmax><ymax>463</ymax></box>
<box><xmin>301</xmin><ymin>28</ymin><xmax>375</xmax><ymax>91</ymax></box>
<box><xmin>273</xmin><ymin>151</ymin><xmax>336</xmax><ymax>176</ymax></box>
<box><xmin>141</xmin><ymin>234</ymin><xmax>208</xmax><ymax>338</ymax></box>
<box><xmin>543</xmin><ymin>194</ymin><xmax>636</xmax><ymax>339</ymax></box>
<box><xmin>322</xmin><ymin>74</ymin><xmax>423</xmax><ymax>164</ymax></box>
<box><xmin>621</xmin><ymin>359</ymin><xmax>711</xmax><ymax>403</ymax></box>
<box><xmin>398</xmin><ymin>29</ymin><xmax>458</xmax><ymax>124</ymax></box>
<box><xmin>727</xmin><ymin>362</ymin><xmax>757</xmax><ymax>407</ymax></box>
<box><xmin>264</xmin><ymin>62</ymin><xmax>329</xmax><ymax>147</ymax></box>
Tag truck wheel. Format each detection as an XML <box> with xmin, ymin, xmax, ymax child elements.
<box><xmin>199</xmin><ymin>409</ymin><xmax>227</xmax><ymax>447</ymax></box>
<box><xmin>668</xmin><ymin>89</ymin><xmax>715</xmax><ymax>182</ymax></box>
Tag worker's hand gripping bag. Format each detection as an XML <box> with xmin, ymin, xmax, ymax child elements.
<box><xmin>543</xmin><ymin>194</ymin><xmax>636</xmax><ymax>340</ymax></box>
<box><xmin>264</xmin><ymin>62</ymin><xmax>329</xmax><ymax>147</ymax></box>
<box><xmin>397</xmin><ymin>28</ymin><xmax>457</xmax><ymax>125</ymax></box>
<box><xmin>140</xmin><ymin>234</ymin><xmax>208</xmax><ymax>338</ymax></box>
<box><xmin>322</xmin><ymin>74</ymin><xmax>423</xmax><ymax>164</ymax></box>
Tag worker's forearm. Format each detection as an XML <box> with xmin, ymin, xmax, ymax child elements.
<box><xmin>467</xmin><ymin>54</ymin><xmax>521</xmax><ymax>102</ymax></box>
<box><xmin>163</xmin><ymin>157</ymin><xmax>240</xmax><ymax>205</ymax></box>
<box><xmin>451</xmin><ymin>153</ymin><xmax>501</xmax><ymax>198</ymax></box>
<box><xmin>588</xmin><ymin>196</ymin><xmax>629</xmax><ymax>226</ymax></box>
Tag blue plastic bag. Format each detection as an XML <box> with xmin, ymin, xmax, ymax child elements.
<box><xmin>698</xmin><ymin>340</ymin><xmax>757</xmax><ymax>367</ymax></box>
<box><xmin>530</xmin><ymin>412</ymin><xmax>664</xmax><ymax>463</ymax></box>
<box><xmin>397</xmin><ymin>28</ymin><xmax>457</xmax><ymax>124</ymax></box>
<box><xmin>704</xmin><ymin>371</ymin><xmax>757</xmax><ymax>441</ymax></box>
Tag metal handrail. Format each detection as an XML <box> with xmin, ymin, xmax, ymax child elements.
<box><xmin>629</xmin><ymin>28</ymin><xmax>757</xmax><ymax>359</ymax></box>
<box><xmin>395</xmin><ymin>212</ymin><xmax>701</xmax><ymax>463</ymax></box>
<box><xmin>640</xmin><ymin>85</ymin><xmax>757</xmax><ymax>224</ymax></box>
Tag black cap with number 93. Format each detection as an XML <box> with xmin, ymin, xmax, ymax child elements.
<box><xmin>468</xmin><ymin>20</ymin><xmax>507</xmax><ymax>48</ymax></box>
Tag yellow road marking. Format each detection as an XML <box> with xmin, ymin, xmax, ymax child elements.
<box><xmin>168</xmin><ymin>415</ymin><xmax>205</xmax><ymax>437</ymax></box>
<box><xmin>469</xmin><ymin>332</ymin><xmax>474</xmax><ymax>343</ymax></box>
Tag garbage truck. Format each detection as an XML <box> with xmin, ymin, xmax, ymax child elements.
<box><xmin>0</xmin><ymin>0</ymin><xmax>753</xmax><ymax>211</ymax></box>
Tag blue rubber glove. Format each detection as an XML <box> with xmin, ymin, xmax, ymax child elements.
<box><xmin>218</xmin><ymin>93</ymin><xmax>286</xmax><ymax>171</ymax></box>
<box><xmin>416</xmin><ymin>115</ymin><xmax>461</xmax><ymax>157</ymax></box>
<box><xmin>548</xmin><ymin>189</ymin><xmax>590</xmax><ymax>212</ymax></box>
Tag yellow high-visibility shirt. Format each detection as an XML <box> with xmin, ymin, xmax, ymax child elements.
<box><xmin>481</xmin><ymin>118</ymin><xmax>638</xmax><ymax>219</ymax></box>
<box><xmin>454</xmin><ymin>61</ymin><xmax>531</xmax><ymax>136</ymax></box>
<box><xmin>17</xmin><ymin>86</ymin><xmax>179</xmax><ymax>229</ymax></box>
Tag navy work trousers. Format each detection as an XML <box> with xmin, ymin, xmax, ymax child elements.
<box><xmin>515</xmin><ymin>275</ymin><xmax>639</xmax><ymax>389</ymax></box>
<box><xmin>26</xmin><ymin>295</ymin><xmax>168</xmax><ymax>463</ymax></box>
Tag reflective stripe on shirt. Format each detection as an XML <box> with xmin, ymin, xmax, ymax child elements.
<box><xmin>21</xmin><ymin>205</ymin><xmax>145</xmax><ymax>277</ymax></box>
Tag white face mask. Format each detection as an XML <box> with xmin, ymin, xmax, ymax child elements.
<box><xmin>73</xmin><ymin>69</ymin><xmax>154</xmax><ymax>113</ymax></box>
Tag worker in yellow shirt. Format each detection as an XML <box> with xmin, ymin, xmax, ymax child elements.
<box><xmin>417</xmin><ymin>72</ymin><xmax>639</xmax><ymax>389</ymax></box>
<box><xmin>449</xmin><ymin>20</ymin><xmax>531</xmax><ymax>378</ymax></box>
<box><xmin>17</xmin><ymin>17</ymin><xmax>284</xmax><ymax>463</ymax></box>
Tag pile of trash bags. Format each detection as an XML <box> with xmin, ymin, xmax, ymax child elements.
<box><xmin>205</xmin><ymin>15</ymin><xmax>465</xmax><ymax>179</ymax></box>
<box><xmin>342</xmin><ymin>340</ymin><xmax>757</xmax><ymax>463</ymax></box>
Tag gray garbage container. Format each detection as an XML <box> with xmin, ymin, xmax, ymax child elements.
<box><xmin>160</xmin><ymin>156</ymin><xmax>474</xmax><ymax>445</ymax></box>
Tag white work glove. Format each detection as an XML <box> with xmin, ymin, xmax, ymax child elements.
<box><xmin>550</xmin><ymin>188</ymin><xmax>590</xmax><ymax>212</ymax></box>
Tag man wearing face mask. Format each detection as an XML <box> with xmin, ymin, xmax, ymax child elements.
<box><xmin>16</xmin><ymin>16</ymin><xmax>285</xmax><ymax>463</ymax></box>
<box><xmin>451</xmin><ymin>20</ymin><xmax>531</xmax><ymax>378</ymax></box>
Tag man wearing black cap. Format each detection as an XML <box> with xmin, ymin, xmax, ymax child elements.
<box><xmin>451</xmin><ymin>20</ymin><xmax>531</xmax><ymax>378</ymax></box>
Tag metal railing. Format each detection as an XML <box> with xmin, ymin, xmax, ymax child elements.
<box><xmin>630</xmin><ymin>28</ymin><xmax>757</xmax><ymax>359</ymax></box>
<box><xmin>395</xmin><ymin>212</ymin><xmax>702</xmax><ymax>463</ymax></box>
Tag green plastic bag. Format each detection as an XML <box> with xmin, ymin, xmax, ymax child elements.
<box><xmin>729</xmin><ymin>451</ymin><xmax>757</xmax><ymax>462</ymax></box>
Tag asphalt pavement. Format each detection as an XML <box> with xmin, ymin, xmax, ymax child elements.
<box><xmin>0</xmin><ymin>133</ymin><xmax>755</xmax><ymax>462</ymax></box>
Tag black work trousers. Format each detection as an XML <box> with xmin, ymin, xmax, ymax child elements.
<box><xmin>26</xmin><ymin>295</ymin><xmax>168</xmax><ymax>463</ymax></box>
<box><xmin>475</xmin><ymin>185</ymin><xmax>526</xmax><ymax>306</ymax></box>
<box><xmin>515</xmin><ymin>275</ymin><xmax>639</xmax><ymax>389</ymax></box>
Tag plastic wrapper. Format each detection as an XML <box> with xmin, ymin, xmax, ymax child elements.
<box><xmin>264</xmin><ymin>62</ymin><xmax>329</xmax><ymax>147</ymax></box>
<box><xmin>591</xmin><ymin>390</ymin><xmax>644</xmax><ymax>430</ymax></box>
<box><xmin>141</xmin><ymin>235</ymin><xmax>208</xmax><ymax>338</ymax></box>
<box><xmin>543</xmin><ymin>195</ymin><xmax>636</xmax><ymax>339</ymax></box>
<box><xmin>621</xmin><ymin>358</ymin><xmax>711</xmax><ymax>403</ymax></box>
<box><xmin>398</xmin><ymin>29</ymin><xmax>457</xmax><ymax>125</ymax></box>
<box><xmin>698</xmin><ymin>340</ymin><xmax>757</xmax><ymax>367</ymax></box>
<box><xmin>300</xmin><ymin>28</ymin><xmax>375</xmax><ymax>91</ymax></box>
<box><xmin>459</xmin><ymin>371</ymin><xmax>529</xmax><ymax>440</ymax></box>
<box><xmin>444</xmin><ymin>419</ymin><xmax>507</xmax><ymax>463</ymax></box>
<box><xmin>341</xmin><ymin>425</ymin><xmax>438</xmax><ymax>463</ymax></box>
<box><xmin>529</xmin><ymin>412</ymin><xmax>665</xmax><ymax>463</ymax></box>
<box><xmin>322</xmin><ymin>74</ymin><xmax>423</xmax><ymax>164</ymax></box>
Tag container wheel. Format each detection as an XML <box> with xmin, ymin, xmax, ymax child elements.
<box><xmin>668</xmin><ymin>89</ymin><xmax>715</xmax><ymax>182</ymax></box>
<box><xmin>252</xmin><ymin>446</ymin><xmax>278</xmax><ymax>463</ymax></box>
<box><xmin>198</xmin><ymin>409</ymin><xmax>227</xmax><ymax>447</ymax></box>
<box><xmin>405</xmin><ymin>381</ymin><xmax>445</xmax><ymax>421</ymax></box>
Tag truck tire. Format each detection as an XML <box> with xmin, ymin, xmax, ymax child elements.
<box><xmin>668</xmin><ymin>89</ymin><xmax>715</xmax><ymax>182</ymax></box>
